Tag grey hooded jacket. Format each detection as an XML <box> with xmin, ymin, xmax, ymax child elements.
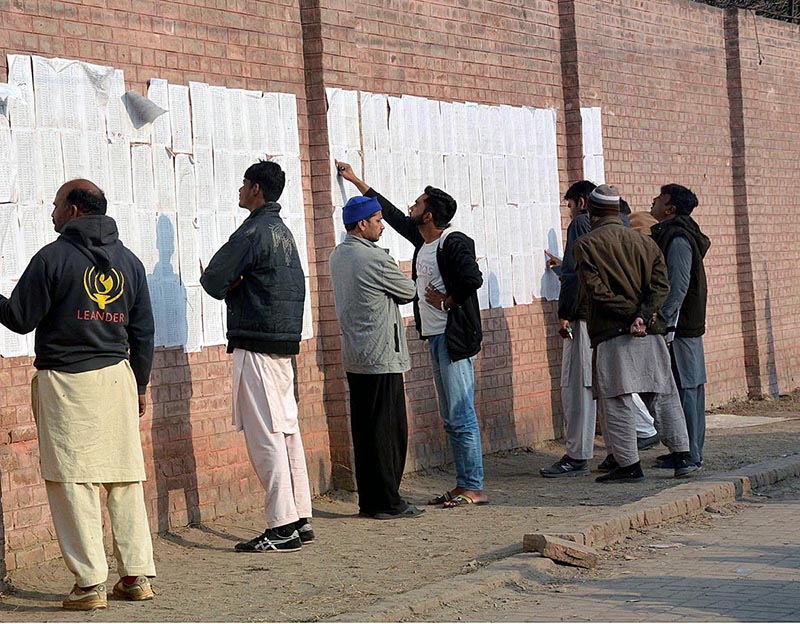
<box><xmin>329</xmin><ymin>234</ymin><xmax>416</xmax><ymax>375</ymax></box>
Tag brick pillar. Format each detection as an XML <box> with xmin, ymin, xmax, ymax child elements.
<box><xmin>299</xmin><ymin>0</ymin><xmax>356</xmax><ymax>490</ymax></box>
<box><xmin>724</xmin><ymin>8</ymin><xmax>764</xmax><ymax>398</ymax></box>
<box><xmin>558</xmin><ymin>0</ymin><xmax>604</xmax><ymax>187</ymax></box>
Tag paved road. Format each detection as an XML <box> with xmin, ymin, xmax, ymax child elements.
<box><xmin>425</xmin><ymin>479</ymin><xmax>800</xmax><ymax>622</ymax></box>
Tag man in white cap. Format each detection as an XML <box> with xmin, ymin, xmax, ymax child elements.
<box><xmin>329</xmin><ymin>195</ymin><xmax>422</xmax><ymax>519</ymax></box>
<box><xmin>573</xmin><ymin>184</ymin><xmax>698</xmax><ymax>482</ymax></box>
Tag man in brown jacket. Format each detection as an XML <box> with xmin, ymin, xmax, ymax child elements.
<box><xmin>573</xmin><ymin>185</ymin><xmax>698</xmax><ymax>483</ymax></box>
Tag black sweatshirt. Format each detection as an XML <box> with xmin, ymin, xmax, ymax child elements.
<box><xmin>0</xmin><ymin>214</ymin><xmax>155</xmax><ymax>393</ymax></box>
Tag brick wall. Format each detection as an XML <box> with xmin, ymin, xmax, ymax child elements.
<box><xmin>0</xmin><ymin>0</ymin><xmax>334</xmax><ymax>572</ymax></box>
<box><xmin>1</xmin><ymin>0</ymin><xmax>799</xmax><ymax>573</ymax></box>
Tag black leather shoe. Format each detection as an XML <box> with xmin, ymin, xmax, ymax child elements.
<box><xmin>672</xmin><ymin>452</ymin><xmax>701</xmax><ymax>477</ymax></box>
<box><xmin>374</xmin><ymin>505</ymin><xmax>425</xmax><ymax>520</ymax></box>
<box><xmin>595</xmin><ymin>461</ymin><xmax>645</xmax><ymax>483</ymax></box>
<box><xmin>597</xmin><ymin>454</ymin><xmax>620</xmax><ymax>472</ymax></box>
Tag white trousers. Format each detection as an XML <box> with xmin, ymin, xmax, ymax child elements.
<box><xmin>234</xmin><ymin>350</ymin><xmax>313</xmax><ymax>528</ymax></box>
<box><xmin>46</xmin><ymin>481</ymin><xmax>156</xmax><ymax>587</ymax></box>
<box><xmin>561</xmin><ymin>320</ymin><xmax>596</xmax><ymax>460</ymax></box>
<box><xmin>598</xmin><ymin>389</ymin><xmax>690</xmax><ymax>468</ymax></box>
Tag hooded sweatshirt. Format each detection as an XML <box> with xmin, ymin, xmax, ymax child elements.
<box><xmin>0</xmin><ymin>214</ymin><xmax>155</xmax><ymax>392</ymax></box>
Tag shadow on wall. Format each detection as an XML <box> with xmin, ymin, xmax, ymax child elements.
<box><xmin>764</xmin><ymin>263</ymin><xmax>779</xmax><ymax>399</ymax></box>
<box><xmin>148</xmin><ymin>215</ymin><xmax>200</xmax><ymax>533</ymax></box>
<box><xmin>475</xmin><ymin>273</ymin><xmax>518</xmax><ymax>454</ymax></box>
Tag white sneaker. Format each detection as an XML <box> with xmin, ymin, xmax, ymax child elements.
<box><xmin>62</xmin><ymin>583</ymin><xmax>107</xmax><ymax>610</ymax></box>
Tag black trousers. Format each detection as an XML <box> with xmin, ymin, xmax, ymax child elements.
<box><xmin>346</xmin><ymin>372</ymin><xmax>408</xmax><ymax>515</ymax></box>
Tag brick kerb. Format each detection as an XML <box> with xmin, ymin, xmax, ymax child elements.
<box><xmin>331</xmin><ymin>453</ymin><xmax>800</xmax><ymax>622</ymax></box>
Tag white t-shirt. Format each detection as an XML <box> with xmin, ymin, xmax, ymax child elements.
<box><xmin>416</xmin><ymin>239</ymin><xmax>448</xmax><ymax>336</ymax></box>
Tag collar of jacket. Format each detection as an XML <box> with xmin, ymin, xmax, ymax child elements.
<box><xmin>344</xmin><ymin>233</ymin><xmax>384</xmax><ymax>250</ymax></box>
<box><xmin>590</xmin><ymin>215</ymin><xmax>625</xmax><ymax>230</ymax></box>
<box><xmin>246</xmin><ymin>202</ymin><xmax>282</xmax><ymax>219</ymax></box>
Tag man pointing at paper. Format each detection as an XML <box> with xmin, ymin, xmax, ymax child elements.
<box><xmin>336</xmin><ymin>160</ymin><xmax>488</xmax><ymax>509</ymax></box>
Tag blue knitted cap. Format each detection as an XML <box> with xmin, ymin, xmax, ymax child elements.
<box><xmin>343</xmin><ymin>195</ymin><xmax>381</xmax><ymax>225</ymax></box>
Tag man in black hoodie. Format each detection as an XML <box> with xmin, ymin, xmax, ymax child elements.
<box><xmin>650</xmin><ymin>184</ymin><xmax>711</xmax><ymax>470</ymax></box>
<box><xmin>0</xmin><ymin>179</ymin><xmax>156</xmax><ymax>610</ymax></box>
<box><xmin>336</xmin><ymin>161</ymin><xmax>487</xmax><ymax>508</ymax></box>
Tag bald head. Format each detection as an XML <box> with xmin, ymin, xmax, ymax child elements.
<box><xmin>52</xmin><ymin>179</ymin><xmax>107</xmax><ymax>233</ymax></box>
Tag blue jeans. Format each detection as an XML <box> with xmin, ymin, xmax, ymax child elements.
<box><xmin>428</xmin><ymin>334</ymin><xmax>484</xmax><ymax>491</ymax></box>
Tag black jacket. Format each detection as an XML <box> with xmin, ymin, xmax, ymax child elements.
<box><xmin>574</xmin><ymin>216</ymin><xmax>670</xmax><ymax>347</ymax></box>
<box><xmin>558</xmin><ymin>212</ymin><xmax>591</xmax><ymax>321</ymax></box>
<box><xmin>650</xmin><ymin>215</ymin><xmax>710</xmax><ymax>338</ymax></box>
<box><xmin>200</xmin><ymin>203</ymin><xmax>305</xmax><ymax>355</ymax></box>
<box><xmin>0</xmin><ymin>215</ymin><xmax>154</xmax><ymax>392</ymax></box>
<box><xmin>366</xmin><ymin>189</ymin><xmax>483</xmax><ymax>362</ymax></box>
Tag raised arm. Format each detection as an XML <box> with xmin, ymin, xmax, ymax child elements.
<box><xmin>335</xmin><ymin>160</ymin><xmax>422</xmax><ymax>246</ymax></box>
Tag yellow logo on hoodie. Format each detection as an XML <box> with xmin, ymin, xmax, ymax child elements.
<box><xmin>83</xmin><ymin>267</ymin><xmax>125</xmax><ymax>310</ymax></box>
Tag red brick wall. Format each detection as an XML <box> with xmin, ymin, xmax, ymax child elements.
<box><xmin>581</xmin><ymin>0</ymin><xmax>748</xmax><ymax>403</ymax></box>
<box><xmin>731</xmin><ymin>12</ymin><xmax>800</xmax><ymax>396</ymax></box>
<box><xmin>0</xmin><ymin>0</ymin><xmax>333</xmax><ymax>572</ymax></box>
<box><xmin>306</xmin><ymin>0</ymin><xmax>567</xmax><ymax>476</ymax></box>
<box><xmin>1</xmin><ymin>0</ymin><xmax>799</xmax><ymax>573</ymax></box>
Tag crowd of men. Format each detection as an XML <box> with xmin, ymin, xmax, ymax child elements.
<box><xmin>0</xmin><ymin>157</ymin><xmax>709</xmax><ymax>611</ymax></box>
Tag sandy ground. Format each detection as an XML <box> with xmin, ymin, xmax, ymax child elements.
<box><xmin>1</xmin><ymin>394</ymin><xmax>799</xmax><ymax>622</ymax></box>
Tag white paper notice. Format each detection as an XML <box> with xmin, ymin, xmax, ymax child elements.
<box><xmin>36</xmin><ymin>129</ymin><xmax>64</xmax><ymax>205</ymax></box>
<box><xmin>151</xmin><ymin>145</ymin><xmax>176</xmax><ymax>213</ymax></box>
<box><xmin>13</xmin><ymin>129</ymin><xmax>40</xmax><ymax>204</ymax></box>
<box><xmin>175</xmin><ymin>154</ymin><xmax>196</xmax><ymax>217</ymax></box>
<box><xmin>131</xmin><ymin>144</ymin><xmax>155</xmax><ymax>211</ymax></box>
<box><xmin>148</xmin><ymin>78</ymin><xmax>171</xmax><ymax>147</ymax></box>
<box><xmin>189</xmin><ymin>81</ymin><xmax>213</xmax><ymax>149</ymax></box>
<box><xmin>178</xmin><ymin>216</ymin><xmax>201</xmax><ymax>286</ymax></box>
<box><xmin>0</xmin><ymin>204</ymin><xmax>23</xmax><ymax>278</ymax></box>
<box><xmin>262</xmin><ymin>93</ymin><xmax>283</xmax><ymax>154</ymax></box>
<box><xmin>108</xmin><ymin>139</ymin><xmax>133</xmax><ymax>204</ymax></box>
<box><xmin>169</xmin><ymin>84</ymin><xmax>192</xmax><ymax>154</ymax></box>
<box><xmin>279</xmin><ymin>93</ymin><xmax>301</xmax><ymax>156</ymax></box>
<box><xmin>201</xmin><ymin>289</ymin><xmax>225</xmax><ymax>346</ymax></box>
<box><xmin>7</xmin><ymin>55</ymin><xmax>36</xmax><ymax>128</ymax></box>
<box><xmin>31</xmin><ymin>56</ymin><xmax>62</xmax><ymax>129</ymax></box>
<box><xmin>0</xmin><ymin>128</ymin><xmax>18</xmax><ymax>202</ymax></box>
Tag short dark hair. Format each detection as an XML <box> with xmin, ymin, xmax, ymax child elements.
<box><xmin>618</xmin><ymin>198</ymin><xmax>631</xmax><ymax>215</ymax></box>
<box><xmin>564</xmin><ymin>180</ymin><xmax>597</xmax><ymax>205</ymax></box>
<box><xmin>244</xmin><ymin>160</ymin><xmax>285</xmax><ymax>203</ymax></box>
<box><xmin>423</xmin><ymin>186</ymin><xmax>457</xmax><ymax>229</ymax></box>
<box><xmin>67</xmin><ymin>187</ymin><xmax>107</xmax><ymax>216</ymax></box>
<box><xmin>344</xmin><ymin>221</ymin><xmax>359</xmax><ymax>232</ymax></box>
<box><xmin>660</xmin><ymin>183</ymin><xmax>698</xmax><ymax>216</ymax></box>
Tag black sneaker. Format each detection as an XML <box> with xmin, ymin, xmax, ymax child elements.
<box><xmin>595</xmin><ymin>461</ymin><xmax>645</xmax><ymax>483</ymax></box>
<box><xmin>235</xmin><ymin>527</ymin><xmax>302</xmax><ymax>552</ymax></box>
<box><xmin>374</xmin><ymin>505</ymin><xmax>425</xmax><ymax>520</ymax></box>
<box><xmin>636</xmin><ymin>433</ymin><xmax>661</xmax><ymax>451</ymax></box>
<box><xmin>672</xmin><ymin>452</ymin><xmax>701</xmax><ymax>478</ymax></box>
<box><xmin>294</xmin><ymin>519</ymin><xmax>315</xmax><ymax>544</ymax></box>
<box><xmin>540</xmin><ymin>455</ymin><xmax>589</xmax><ymax>478</ymax></box>
<box><xmin>655</xmin><ymin>452</ymin><xmax>672</xmax><ymax>462</ymax></box>
<box><xmin>597</xmin><ymin>454</ymin><xmax>620</xmax><ymax>472</ymax></box>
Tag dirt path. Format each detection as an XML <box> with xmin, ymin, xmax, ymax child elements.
<box><xmin>1</xmin><ymin>397</ymin><xmax>799</xmax><ymax>622</ymax></box>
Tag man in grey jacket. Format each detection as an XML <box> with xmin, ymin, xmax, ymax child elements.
<box><xmin>329</xmin><ymin>195</ymin><xmax>423</xmax><ymax>519</ymax></box>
